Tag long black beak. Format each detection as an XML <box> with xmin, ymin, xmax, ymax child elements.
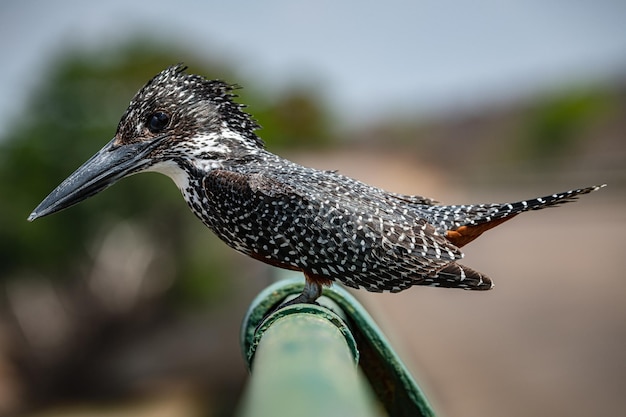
<box><xmin>28</xmin><ymin>137</ymin><xmax>160</xmax><ymax>221</ymax></box>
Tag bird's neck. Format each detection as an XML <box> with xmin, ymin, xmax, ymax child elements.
<box><xmin>147</xmin><ymin>128</ymin><xmax>264</xmax><ymax>187</ymax></box>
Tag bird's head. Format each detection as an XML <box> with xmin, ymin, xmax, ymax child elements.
<box><xmin>28</xmin><ymin>64</ymin><xmax>263</xmax><ymax>221</ymax></box>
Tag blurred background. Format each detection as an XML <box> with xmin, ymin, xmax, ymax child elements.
<box><xmin>1</xmin><ymin>1</ymin><xmax>625</xmax><ymax>416</ymax></box>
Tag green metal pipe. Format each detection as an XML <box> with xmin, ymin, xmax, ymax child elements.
<box><xmin>238</xmin><ymin>305</ymin><xmax>381</xmax><ymax>417</ymax></box>
<box><xmin>239</xmin><ymin>277</ymin><xmax>437</xmax><ymax>417</ymax></box>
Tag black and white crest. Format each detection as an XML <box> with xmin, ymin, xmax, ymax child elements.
<box><xmin>116</xmin><ymin>64</ymin><xmax>263</xmax><ymax>148</ymax></box>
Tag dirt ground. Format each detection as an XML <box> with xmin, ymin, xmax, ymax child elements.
<box><xmin>291</xmin><ymin>149</ymin><xmax>625</xmax><ymax>417</ymax></box>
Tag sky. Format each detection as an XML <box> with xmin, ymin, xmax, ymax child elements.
<box><xmin>1</xmin><ymin>0</ymin><xmax>626</xmax><ymax>135</ymax></box>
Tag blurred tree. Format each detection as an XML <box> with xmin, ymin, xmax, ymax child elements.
<box><xmin>517</xmin><ymin>88</ymin><xmax>612</xmax><ymax>167</ymax></box>
<box><xmin>252</xmin><ymin>87</ymin><xmax>335</xmax><ymax>148</ymax></box>
<box><xmin>1</xmin><ymin>42</ymin><xmax>224</xmax><ymax>302</ymax></box>
<box><xmin>0</xmin><ymin>39</ymin><xmax>334</xmax><ymax>302</ymax></box>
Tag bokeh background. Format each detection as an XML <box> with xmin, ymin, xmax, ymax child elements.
<box><xmin>1</xmin><ymin>1</ymin><xmax>625</xmax><ymax>416</ymax></box>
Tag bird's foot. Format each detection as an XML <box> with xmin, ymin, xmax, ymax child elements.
<box><xmin>256</xmin><ymin>280</ymin><xmax>324</xmax><ymax>331</ymax></box>
<box><xmin>276</xmin><ymin>279</ymin><xmax>323</xmax><ymax>309</ymax></box>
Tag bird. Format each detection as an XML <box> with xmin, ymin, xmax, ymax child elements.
<box><xmin>29</xmin><ymin>64</ymin><xmax>605</xmax><ymax>305</ymax></box>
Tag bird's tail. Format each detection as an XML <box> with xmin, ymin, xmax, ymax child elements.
<box><xmin>428</xmin><ymin>262</ymin><xmax>493</xmax><ymax>290</ymax></box>
<box><xmin>423</xmin><ymin>185</ymin><xmax>605</xmax><ymax>289</ymax></box>
<box><xmin>425</xmin><ymin>184</ymin><xmax>605</xmax><ymax>247</ymax></box>
<box><xmin>480</xmin><ymin>184</ymin><xmax>606</xmax><ymax>220</ymax></box>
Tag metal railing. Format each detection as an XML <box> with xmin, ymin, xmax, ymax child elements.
<box><xmin>238</xmin><ymin>277</ymin><xmax>436</xmax><ymax>417</ymax></box>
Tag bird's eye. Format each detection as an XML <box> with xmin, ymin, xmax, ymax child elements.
<box><xmin>147</xmin><ymin>111</ymin><xmax>170</xmax><ymax>133</ymax></box>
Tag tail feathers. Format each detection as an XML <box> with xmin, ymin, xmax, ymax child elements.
<box><xmin>487</xmin><ymin>184</ymin><xmax>606</xmax><ymax>220</ymax></box>
<box><xmin>424</xmin><ymin>184</ymin><xmax>605</xmax><ymax>234</ymax></box>
<box><xmin>427</xmin><ymin>263</ymin><xmax>493</xmax><ymax>291</ymax></box>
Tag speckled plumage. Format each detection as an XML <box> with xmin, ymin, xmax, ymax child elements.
<box><xmin>29</xmin><ymin>65</ymin><xmax>605</xmax><ymax>301</ymax></box>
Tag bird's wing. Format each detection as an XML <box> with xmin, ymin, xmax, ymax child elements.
<box><xmin>201</xmin><ymin>168</ymin><xmax>469</xmax><ymax>291</ymax></box>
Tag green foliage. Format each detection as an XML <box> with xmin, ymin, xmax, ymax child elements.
<box><xmin>517</xmin><ymin>89</ymin><xmax>612</xmax><ymax>165</ymax></box>
<box><xmin>251</xmin><ymin>88</ymin><xmax>335</xmax><ymax>149</ymax></box>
